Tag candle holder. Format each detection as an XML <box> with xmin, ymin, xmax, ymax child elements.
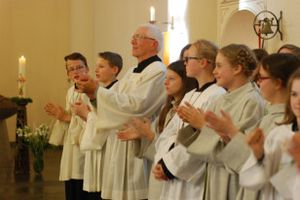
<box><xmin>149</xmin><ymin>16</ymin><xmax>174</xmax><ymax>30</ymax></box>
<box><xmin>17</xmin><ymin>75</ymin><xmax>26</xmax><ymax>98</ymax></box>
<box><xmin>11</xmin><ymin>96</ymin><xmax>32</xmax><ymax>177</ymax></box>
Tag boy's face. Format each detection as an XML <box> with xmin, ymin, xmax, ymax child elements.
<box><xmin>66</xmin><ymin>59</ymin><xmax>88</xmax><ymax>81</ymax></box>
<box><xmin>95</xmin><ymin>57</ymin><xmax>118</xmax><ymax>84</ymax></box>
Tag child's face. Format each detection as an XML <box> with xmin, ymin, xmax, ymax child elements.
<box><xmin>258</xmin><ymin>67</ymin><xmax>276</xmax><ymax>102</ymax></box>
<box><xmin>164</xmin><ymin>69</ymin><xmax>183</xmax><ymax>99</ymax></box>
<box><xmin>185</xmin><ymin>45</ymin><xmax>202</xmax><ymax>78</ymax></box>
<box><xmin>95</xmin><ymin>57</ymin><xmax>117</xmax><ymax>84</ymax></box>
<box><xmin>213</xmin><ymin>52</ymin><xmax>236</xmax><ymax>90</ymax></box>
<box><xmin>290</xmin><ymin>79</ymin><xmax>300</xmax><ymax>119</ymax></box>
<box><xmin>66</xmin><ymin>59</ymin><xmax>88</xmax><ymax>81</ymax></box>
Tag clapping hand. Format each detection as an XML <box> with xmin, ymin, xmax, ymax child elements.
<box><xmin>71</xmin><ymin>99</ymin><xmax>91</xmax><ymax>121</ymax></box>
<box><xmin>246</xmin><ymin>128</ymin><xmax>265</xmax><ymax>161</ymax></box>
<box><xmin>176</xmin><ymin>102</ymin><xmax>205</xmax><ymax>129</ymax></box>
<box><xmin>204</xmin><ymin>110</ymin><xmax>237</xmax><ymax>143</ymax></box>
<box><xmin>74</xmin><ymin>73</ymin><xmax>98</xmax><ymax>99</ymax></box>
<box><xmin>44</xmin><ymin>103</ymin><xmax>70</xmax><ymax>122</ymax></box>
<box><xmin>117</xmin><ymin>123</ymin><xmax>141</xmax><ymax>141</ymax></box>
<box><xmin>288</xmin><ymin>133</ymin><xmax>300</xmax><ymax>168</ymax></box>
<box><xmin>118</xmin><ymin>118</ymin><xmax>154</xmax><ymax>142</ymax></box>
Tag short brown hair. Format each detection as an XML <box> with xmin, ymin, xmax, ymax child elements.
<box><xmin>278</xmin><ymin>44</ymin><xmax>300</xmax><ymax>58</ymax></box>
<box><xmin>253</xmin><ymin>48</ymin><xmax>269</xmax><ymax>63</ymax></box>
<box><xmin>98</xmin><ymin>51</ymin><xmax>123</xmax><ymax>76</ymax></box>
<box><xmin>64</xmin><ymin>52</ymin><xmax>88</xmax><ymax>68</ymax></box>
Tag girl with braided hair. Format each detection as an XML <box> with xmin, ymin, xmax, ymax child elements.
<box><xmin>176</xmin><ymin>44</ymin><xmax>265</xmax><ymax>200</ymax></box>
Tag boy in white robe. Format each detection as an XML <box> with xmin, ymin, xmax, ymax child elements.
<box><xmin>72</xmin><ymin>51</ymin><xmax>123</xmax><ymax>200</ymax></box>
<box><xmin>45</xmin><ymin>52</ymin><xmax>90</xmax><ymax>200</ymax></box>
<box><xmin>76</xmin><ymin>24</ymin><xmax>166</xmax><ymax>200</ymax></box>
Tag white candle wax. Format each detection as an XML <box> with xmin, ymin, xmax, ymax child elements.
<box><xmin>19</xmin><ymin>56</ymin><xmax>26</xmax><ymax>77</ymax></box>
<box><xmin>18</xmin><ymin>56</ymin><xmax>26</xmax><ymax>97</ymax></box>
<box><xmin>150</xmin><ymin>6</ymin><xmax>155</xmax><ymax>22</ymax></box>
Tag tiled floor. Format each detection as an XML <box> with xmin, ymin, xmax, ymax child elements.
<box><xmin>0</xmin><ymin>147</ymin><xmax>65</xmax><ymax>200</ymax></box>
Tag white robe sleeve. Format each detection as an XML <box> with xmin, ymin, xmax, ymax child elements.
<box><xmin>49</xmin><ymin>87</ymin><xmax>73</xmax><ymax>146</ymax></box>
<box><xmin>95</xmin><ymin>63</ymin><xmax>166</xmax><ymax>149</ymax></box>
<box><xmin>270</xmin><ymin>164</ymin><xmax>296</xmax><ymax>199</ymax></box>
<box><xmin>293</xmin><ymin>172</ymin><xmax>300</xmax><ymax>199</ymax></box>
<box><xmin>239</xmin><ymin>152</ymin><xmax>267</xmax><ymax>190</ymax></box>
<box><xmin>80</xmin><ymin>111</ymin><xmax>104</xmax><ymax>150</ymax></box>
<box><xmin>162</xmin><ymin>143</ymin><xmax>206</xmax><ymax>184</ymax></box>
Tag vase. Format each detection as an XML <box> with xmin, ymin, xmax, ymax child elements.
<box><xmin>32</xmin><ymin>150</ymin><xmax>44</xmax><ymax>175</ymax></box>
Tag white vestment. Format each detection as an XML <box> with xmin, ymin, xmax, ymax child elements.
<box><xmin>155</xmin><ymin>84</ymin><xmax>226</xmax><ymax>200</ymax></box>
<box><xmin>81</xmin><ymin>60</ymin><xmax>166</xmax><ymax>200</ymax></box>
<box><xmin>49</xmin><ymin>86</ymin><xmax>90</xmax><ymax>181</ymax></box>
<box><xmin>187</xmin><ymin>82</ymin><xmax>265</xmax><ymax>200</ymax></box>
<box><xmin>234</xmin><ymin>103</ymin><xmax>285</xmax><ymax>200</ymax></box>
<box><xmin>240</xmin><ymin>124</ymin><xmax>296</xmax><ymax>200</ymax></box>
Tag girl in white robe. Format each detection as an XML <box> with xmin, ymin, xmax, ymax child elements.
<box><xmin>288</xmin><ymin>131</ymin><xmax>300</xmax><ymax>199</ymax></box>
<box><xmin>240</xmin><ymin>66</ymin><xmax>300</xmax><ymax>200</ymax></box>
<box><xmin>153</xmin><ymin>40</ymin><xmax>226</xmax><ymax>200</ymax></box>
<box><xmin>183</xmin><ymin>44</ymin><xmax>265</xmax><ymax>200</ymax></box>
<box><xmin>203</xmin><ymin>53</ymin><xmax>300</xmax><ymax>200</ymax></box>
<box><xmin>117</xmin><ymin>60</ymin><xmax>198</xmax><ymax>200</ymax></box>
<box><xmin>46</xmin><ymin>52</ymin><xmax>90</xmax><ymax>200</ymax></box>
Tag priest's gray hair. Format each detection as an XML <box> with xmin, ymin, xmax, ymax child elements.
<box><xmin>139</xmin><ymin>23</ymin><xmax>164</xmax><ymax>52</ymax></box>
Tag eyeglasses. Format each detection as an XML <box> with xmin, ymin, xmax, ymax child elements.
<box><xmin>257</xmin><ymin>75</ymin><xmax>271</xmax><ymax>82</ymax></box>
<box><xmin>132</xmin><ymin>34</ymin><xmax>156</xmax><ymax>41</ymax></box>
<box><xmin>66</xmin><ymin>65</ymin><xmax>85</xmax><ymax>73</ymax></box>
<box><xmin>183</xmin><ymin>56</ymin><xmax>202</xmax><ymax>63</ymax></box>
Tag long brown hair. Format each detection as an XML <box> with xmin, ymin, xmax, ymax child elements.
<box><xmin>157</xmin><ymin>60</ymin><xmax>198</xmax><ymax>133</ymax></box>
<box><xmin>280</xmin><ymin>69</ymin><xmax>300</xmax><ymax>125</ymax></box>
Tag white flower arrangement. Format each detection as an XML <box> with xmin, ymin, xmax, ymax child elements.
<box><xmin>17</xmin><ymin>124</ymin><xmax>50</xmax><ymax>153</ymax></box>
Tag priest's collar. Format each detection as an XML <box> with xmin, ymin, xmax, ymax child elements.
<box><xmin>196</xmin><ymin>80</ymin><xmax>216</xmax><ymax>92</ymax></box>
<box><xmin>105</xmin><ymin>79</ymin><xmax>118</xmax><ymax>89</ymax></box>
<box><xmin>292</xmin><ymin>119</ymin><xmax>299</xmax><ymax>132</ymax></box>
<box><xmin>133</xmin><ymin>55</ymin><xmax>162</xmax><ymax>73</ymax></box>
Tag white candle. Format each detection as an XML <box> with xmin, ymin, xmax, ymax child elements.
<box><xmin>18</xmin><ymin>56</ymin><xmax>26</xmax><ymax>97</ymax></box>
<box><xmin>150</xmin><ymin>6</ymin><xmax>155</xmax><ymax>22</ymax></box>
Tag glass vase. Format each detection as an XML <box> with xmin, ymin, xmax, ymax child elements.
<box><xmin>32</xmin><ymin>149</ymin><xmax>44</xmax><ymax>175</ymax></box>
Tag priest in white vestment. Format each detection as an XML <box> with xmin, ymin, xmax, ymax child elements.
<box><xmin>76</xmin><ymin>24</ymin><xmax>166</xmax><ymax>200</ymax></box>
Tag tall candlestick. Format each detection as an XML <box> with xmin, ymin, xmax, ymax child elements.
<box><xmin>18</xmin><ymin>56</ymin><xmax>26</xmax><ymax>97</ymax></box>
<box><xmin>150</xmin><ymin>6</ymin><xmax>155</xmax><ymax>22</ymax></box>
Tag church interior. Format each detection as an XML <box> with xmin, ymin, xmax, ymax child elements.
<box><xmin>1</xmin><ymin>0</ymin><xmax>300</xmax><ymax>199</ymax></box>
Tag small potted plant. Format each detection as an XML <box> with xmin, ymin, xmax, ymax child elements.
<box><xmin>17</xmin><ymin>124</ymin><xmax>50</xmax><ymax>175</ymax></box>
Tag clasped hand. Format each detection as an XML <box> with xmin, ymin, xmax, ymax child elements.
<box><xmin>71</xmin><ymin>99</ymin><xmax>91</xmax><ymax>121</ymax></box>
